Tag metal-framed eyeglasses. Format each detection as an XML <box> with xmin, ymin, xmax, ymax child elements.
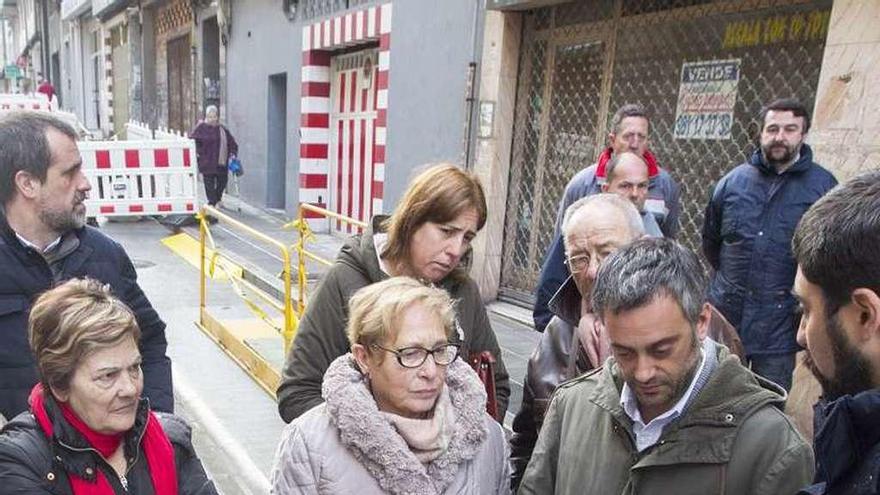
<box><xmin>371</xmin><ymin>343</ymin><xmax>461</xmax><ymax>368</ymax></box>
<box><xmin>564</xmin><ymin>254</ymin><xmax>591</xmax><ymax>274</ymax></box>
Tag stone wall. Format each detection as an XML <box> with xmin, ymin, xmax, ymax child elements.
<box><xmin>810</xmin><ymin>0</ymin><xmax>880</xmax><ymax>179</ymax></box>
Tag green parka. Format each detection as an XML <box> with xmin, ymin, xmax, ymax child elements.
<box><xmin>277</xmin><ymin>216</ymin><xmax>510</xmax><ymax>423</ymax></box>
<box><xmin>519</xmin><ymin>345</ymin><xmax>813</xmax><ymax>495</ymax></box>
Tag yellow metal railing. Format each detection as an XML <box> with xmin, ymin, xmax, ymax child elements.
<box><xmin>285</xmin><ymin>203</ymin><xmax>368</xmax><ymax>320</ymax></box>
<box><xmin>194</xmin><ymin>203</ymin><xmax>367</xmax><ymax>400</ymax></box>
<box><xmin>199</xmin><ymin>205</ymin><xmax>296</xmax><ymax>347</ymax></box>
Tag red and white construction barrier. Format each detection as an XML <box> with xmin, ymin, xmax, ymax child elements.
<box><xmin>0</xmin><ymin>94</ymin><xmax>88</xmax><ymax>138</ymax></box>
<box><xmin>0</xmin><ymin>93</ymin><xmax>54</xmax><ymax>112</ymax></box>
<box><xmin>80</xmin><ymin>139</ymin><xmax>198</xmax><ymax>217</ymax></box>
<box><xmin>125</xmin><ymin>120</ymin><xmax>154</xmax><ymax>140</ymax></box>
<box><xmin>154</xmin><ymin>126</ymin><xmax>188</xmax><ymax>141</ymax></box>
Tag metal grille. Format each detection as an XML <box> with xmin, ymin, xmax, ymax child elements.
<box><xmin>500</xmin><ymin>0</ymin><xmax>832</xmax><ymax>300</ymax></box>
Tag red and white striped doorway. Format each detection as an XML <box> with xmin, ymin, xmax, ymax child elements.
<box><xmin>329</xmin><ymin>49</ymin><xmax>378</xmax><ymax>234</ymax></box>
<box><xmin>298</xmin><ymin>3</ymin><xmax>391</xmax><ymax>233</ymax></box>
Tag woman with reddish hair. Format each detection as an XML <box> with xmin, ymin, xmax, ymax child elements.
<box><xmin>0</xmin><ymin>278</ymin><xmax>216</xmax><ymax>494</ymax></box>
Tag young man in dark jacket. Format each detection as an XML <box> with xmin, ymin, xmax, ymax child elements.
<box><xmin>0</xmin><ymin>112</ymin><xmax>173</xmax><ymax>419</ymax></box>
<box><xmin>533</xmin><ymin>103</ymin><xmax>681</xmax><ymax>332</ymax></box>
<box><xmin>792</xmin><ymin>171</ymin><xmax>880</xmax><ymax>495</ymax></box>
<box><xmin>702</xmin><ymin>98</ymin><xmax>837</xmax><ymax>391</ymax></box>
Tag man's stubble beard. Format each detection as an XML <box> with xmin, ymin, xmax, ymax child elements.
<box><xmin>803</xmin><ymin>313</ymin><xmax>875</xmax><ymax>401</ymax></box>
<box><xmin>762</xmin><ymin>141</ymin><xmax>800</xmax><ymax>169</ymax></box>
<box><xmin>38</xmin><ymin>194</ymin><xmax>87</xmax><ymax>234</ymax></box>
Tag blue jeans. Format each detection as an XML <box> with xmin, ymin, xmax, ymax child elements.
<box><xmin>748</xmin><ymin>353</ymin><xmax>797</xmax><ymax>392</ymax></box>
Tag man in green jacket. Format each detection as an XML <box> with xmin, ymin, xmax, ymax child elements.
<box><xmin>520</xmin><ymin>238</ymin><xmax>813</xmax><ymax>495</ymax></box>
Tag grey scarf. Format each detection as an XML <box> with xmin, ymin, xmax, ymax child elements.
<box><xmin>217</xmin><ymin>125</ymin><xmax>228</xmax><ymax>167</ymax></box>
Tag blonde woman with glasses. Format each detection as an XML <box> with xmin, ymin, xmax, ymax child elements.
<box><xmin>271</xmin><ymin>277</ymin><xmax>509</xmax><ymax>495</ymax></box>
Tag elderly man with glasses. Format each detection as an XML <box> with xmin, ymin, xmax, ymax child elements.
<box><xmin>509</xmin><ymin>193</ymin><xmax>645</xmax><ymax>489</ymax></box>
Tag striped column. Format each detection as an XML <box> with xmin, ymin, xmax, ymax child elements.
<box><xmin>374</xmin><ymin>4</ymin><xmax>391</xmax><ymax>218</ymax></box>
<box><xmin>299</xmin><ymin>3</ymin><xmax>392</xmax><ymax>231</ymax></box>
<box><xmin>103</xmin><ymin>30</ymin><xmax>114</xmax><ymax>133</ymax></box>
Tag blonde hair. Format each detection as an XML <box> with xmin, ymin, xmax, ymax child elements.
<box><xmin>347</xmin><ymin>277</ymin><xmax>457</xmax><ymax>354</ymax></box>
<box><xmin>380</xmin><ymin>163</ymin><xmax>487</xmax><ymax>270</ymax></box>
<box><xmin>28</xmin><ymin>278</ymin><xmax>141</xmax><ymax>393</ymax></box>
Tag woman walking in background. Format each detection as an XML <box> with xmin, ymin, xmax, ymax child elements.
<box><xmin>191</xmin><ymin>105</ymin><xmax>238</xmax><ymax>208</ymax></box>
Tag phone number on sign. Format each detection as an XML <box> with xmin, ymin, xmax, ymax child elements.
<box><xmin>674</xmin><ymin>113</ymin><xmax>733</xmax><ymax>140</ymax></box>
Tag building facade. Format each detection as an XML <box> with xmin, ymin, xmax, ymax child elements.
<box><xmin>8</xmin><ymin>0</ymin><xmax>877</xmax><ymax>310</ymax></box>
<box><xmin>224</xmin><ymin>0</ymin><xmax>485</xmax><ymax>222</ymax></box>
<box><xmin>469</xmin><ymin>0</ymin><xmax>880</xmax><ymax>304</ymax></box>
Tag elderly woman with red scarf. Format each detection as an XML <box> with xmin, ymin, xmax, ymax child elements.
<box><xmin>0</xmin><ymin>278</ymin><xmax>217</xmax><ymax>494</ymax></box>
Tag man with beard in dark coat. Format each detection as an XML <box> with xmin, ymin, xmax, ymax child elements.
<box><xmin>703</xmin><ymin>98</ymin><xmax>837</xmax><ymax>392</ymax></box>
<box><xmin>0</xmin><ymin>112</ymin><xmax>173</xmax><ymax>420</ymax></box>
<box><xmin>793</xmin><ymin>171</ymin><xmax>880</xmax><ymax>495</ymax></box>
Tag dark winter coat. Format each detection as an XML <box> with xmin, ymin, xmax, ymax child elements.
<box><xmin>799</xmin><ymin>389</ymin><xmax>880</xmax><ymax>495</ymax></box>
<box><xmin>190</xmin><ymin>123</ymin><xmax>238</xmax><ymax>175</ymax></box>
<box><xmin>533</xmin><ymin>149</ymin><xmax>681</xmax><ymax>332</ymax></box>
<box><xmin>702</xmin><ymin>144</ymin><xmax>837</xmax><ymax>356</ymax></box>
<box><xmin>0</xmin><ymin>397</ymin><xmax>216</xmax><ymax>494</ymax></box>
<box><xmin>510</xmin><ymin>277</ymin><xmax>590</xmax><ymax>490</ymax></box>
<box><xmin>0</xmin><ymin>214</ymin><xmax>173</xmax><ymax>420</ymax></box>
<box><xmin>519</xmin><ymin>345</ymin><xmax>814</xmax><ymax>495</ymax></box>
<box><xmin>276</xmin><ymin>216</ymin><xmax>510</xmax><ymax>423</ymax></box>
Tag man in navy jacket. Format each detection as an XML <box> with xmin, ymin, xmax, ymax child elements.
<box><xmin>792</xmin><ymin>171</ymin><xmax>880</xmax><ymax>495</ymax></box>
<box><xmin>0</xmin><ymin>112</ymin><xmax>173</xmax><ymax>420</ymax></box>
<box><xmin>702</xmin><ymin>98</ymin><xmax>837</xmax><ymax>391</ymax></box>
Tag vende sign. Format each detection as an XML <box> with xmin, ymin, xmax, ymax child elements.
<box><xmin>673</xmin><ymin>59</ymin><xmax>742</xmax><ymax>141</ymax></box>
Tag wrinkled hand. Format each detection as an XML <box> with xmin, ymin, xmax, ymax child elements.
<box><xmin>577</xmin><ymin>314</ymin><xmax>611</xmax><ymax>368</ymax></box>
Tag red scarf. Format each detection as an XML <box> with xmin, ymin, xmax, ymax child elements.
<box><xmin>594</xmin><ymin>146</ymin><xmax>661</xmax><ymax>180</ymax></box>
<box><xmin>29</xmin><ymin>384</ymin><xmax>179</xmax><ymax>495</ymax></box>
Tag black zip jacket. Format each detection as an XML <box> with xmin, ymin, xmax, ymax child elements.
<box><xmin>0</xmin><ymin>213</ymin><xmax>173</xmax><ymax>419</ymax></box>
<box><xmin>0</xmin><ymin>397</ymin><xmax>216</xmax><ymax>494</ymax></box>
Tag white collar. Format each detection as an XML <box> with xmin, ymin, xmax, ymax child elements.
<box><xmin>15</xmin><ymin>232</ymin><xmax>62</xmax><ymax>254</ymax></box>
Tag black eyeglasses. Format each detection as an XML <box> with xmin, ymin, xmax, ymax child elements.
<box><xmin>371</xmin><ymin>343</ymin><xmax>461</xmax><ymax>368</ymax></box>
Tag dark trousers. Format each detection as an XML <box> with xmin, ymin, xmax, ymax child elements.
<box><xmin>204</xmin><ymin>168</ymin><xmax>229</xmax><ymax>206</ymax></box>
<box><xmin>749</xmin><ymin>352</ymin><xmax>797</xmax><ymax>392</ymax></box>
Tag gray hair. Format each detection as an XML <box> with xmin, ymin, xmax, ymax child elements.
<box><xmin>561</xmin><ymin>193</ymin><xmax>644</xmax><ymax>252</ymax></box>
<box><xmin>605</xmin><ymin>151</ymin><xmax>647</xmax><ymax>183</ymax></box>
<box><xmin>0</xmin><ymin>112</ymin><xmax>78</xmax><ymax>204</ymax></box>
<box><xmin>205</xmin><ymin>105</ymin><xmax>219</xmax><ymax>117</ymax></box>
<box><xmin>609</xmin><ymin>103</ymin><xmax>649</xmax><ymax>135</ymax></box>
<box><xmin>591</xmin><ymin>238</ymin><xmax>707</xmax><ymax>326</ymax></box>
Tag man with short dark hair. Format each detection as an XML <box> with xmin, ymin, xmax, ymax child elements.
<box><xmin>0</xmin><ymin>112</ymin><xmax>173</xmax><ymax>419</ymax></box>
<box><xmin>702</xmin><ymin>98</ymin><xmax>837</xmax><ymax>392</ymax></box>
<box><xmin>792</xmin><ymin>171</ymin><xmax>880</xmax><ymax>495</ymax></box>
<box><xmin>520</xmin><ymin>238</ymin><xmax>813</xmax><ymax>495</ymax></box>
<box><xmin>533</xmin><ymin>103</ymin><xmax>680</xmax><ymax>332</ymax></box>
